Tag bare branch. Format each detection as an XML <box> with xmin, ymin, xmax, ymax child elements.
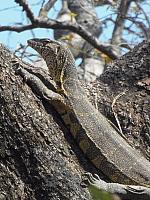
<box><xmin>39</xmin><ymin>0</ymin><xmax>57</xmax><ymax>17</ymax></box>
<box><xmin>135</xmin><ymin>1</ymin><xmax>150</xmax><ymax>27</ymax></box>
<box><xmin>15</xmin><ymin>0</ymin><xmax>36</xmax><ymax>23</ymax></box>
<box><xmin>93</xmin><ymin>0</ymin><xmax>117</xmax><ymax>6</ymax></box>
<box><xmin>0</xmin><ymin>24</ymin><xmax>36</xmax><ymax>32</ymax></box>
<box><xmin>0</xmin><ymin>18</ymin><xmax>118</xmax><ymax>60</ymax></box>
<box><xmin>111</xmin><ymin>0</ymin><xmax>132</xmax><ymax>54</ymax></box>
<box><xmin>127</xmin><ymin>16</ymin><xmax>149</xmax><ymax>39</ymax></box>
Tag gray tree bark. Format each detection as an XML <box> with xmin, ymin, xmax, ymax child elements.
<box><xmin>0</xmin><ymin>44</ymin><xmax>89</xmax><ymax>200</ymax></box>
<box><xmin>0</xmin><ymin>38</ymin><xmax>150</xmax><ymax>200</ymax></box>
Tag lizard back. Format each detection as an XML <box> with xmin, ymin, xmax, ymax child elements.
<box><xmin>28</xmin><ymin>38</ymin><xmax>150</xmax><ymax>186</ymax></box>
<box><xmin>62</xmin><ymin>77</ymin><xmax>150</xmax><ymax>186</ymax></box>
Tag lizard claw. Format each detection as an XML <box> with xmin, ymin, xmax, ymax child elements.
<box><xmin>81</xmin><ymin>172</ymin><xmax>104</xmax><ymax>188</ymax></box>
<box><xmin>125</xmin><ymin>185</ymin><xmax>146</xmax><ymax>194</ymax></box>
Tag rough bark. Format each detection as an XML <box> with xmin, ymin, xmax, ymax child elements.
<box><xmin>89</xmin><ymin>39</ymin><xmax>150</xmax><ymax>160</ymax></box>
<box><xmin>0</xmin><ymin>39</ymin><xmax>150</xmax><ymax>200</ymax></box>
<box><xmin>0</xmin><ymin>44</ymin><xmax>90</xmax><ymax>200</ymax></box>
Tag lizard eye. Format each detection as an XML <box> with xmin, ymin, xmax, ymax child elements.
<box><xmin>41</xmin><ymin>39</ymin><xmax>50</xmax><ymax>42</ymax></box>
<box><xmin>41</xmin><ymin>39</ymin><xmax>51</xmax><ymax>46</ymax></box>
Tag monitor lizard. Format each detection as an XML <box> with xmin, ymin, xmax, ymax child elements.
<box><xmin>27</xmin><ymin>38</ymin><xmax>150</xmax><ymax>187</ymax></box>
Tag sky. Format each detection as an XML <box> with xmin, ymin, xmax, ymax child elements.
<box><xmin>0</xmin><ymin>0</ymin><xmax>61</xmax><ymax>50</ymax></box>
<box><xmin>0</xmin><ymin>0</ymin><xmax>114</xmax><ymax>51</ymax></box>
<box><xmin>0</xmin><ymin>0</ymin><xmax>149</xmax><ymax>55</ymax></box>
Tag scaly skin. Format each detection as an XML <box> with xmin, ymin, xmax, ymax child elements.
<box><xmin>28</xmin><ymin>38</ymin><xmax>150</xmax><ymax>186</ymax></box>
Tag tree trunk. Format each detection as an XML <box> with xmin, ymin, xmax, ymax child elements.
<box><xmin>0</xmin><ymin>39</ymin><xmax>150</xmax><ymax>200</ymax></box>
<box><xmin>0</xmin><ymin>44</ymin><xmax>89</xmax><ymax>199</ymax></box>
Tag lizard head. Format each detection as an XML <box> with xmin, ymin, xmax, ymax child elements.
<box><xmin>27</xmin><ymin>38</ymin><xmax>76</xmax><ymax>90</ymax></box>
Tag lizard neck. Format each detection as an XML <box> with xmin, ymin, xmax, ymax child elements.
<box><xmin>59</xmin><ymin>62</ymin><xmax>79</xmax><ymax>96</ymax></box>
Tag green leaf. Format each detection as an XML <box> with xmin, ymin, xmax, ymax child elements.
<box><xmin>88</xmin><ymin>185</ymin><xmax>113</xmax><ymax>200</ymax></box>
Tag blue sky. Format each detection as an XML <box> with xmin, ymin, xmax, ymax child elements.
<box><xmin>0</xmin><ymin>0</ymin><xmax>149</xmax><ymax>54</ymax></box>
<box><xmin>0</xmin><ymin>0</ymin><xmax>61</xmax><ymax>50</ymax></box>
<box><xmin>0</xmin><ymin>0</ymin><xmax>114</xmax><ymax>51</ymax></box>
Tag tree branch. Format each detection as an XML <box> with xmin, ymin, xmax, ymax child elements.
<box><xmin>0</xmin><ymin>24</ymin><xmax>36</xmax><ymax>32</ymax></box>
<box><xmin>0</xmin><ymin>43</ymin><xmax>89</xmax><ymax>199</ymax></box>
<box><xmin>12</xmin><ymin>40</ymin><xmax>150</xmax><ymax>200</ymax></box>
<box><xmin>39</xmin><ymin>0</ymin><xmax>57</xmax><ymax>17</ymax></box>
<box><xmin>0</xmin><ymin>18</ymin><xmax>118</xmax><ymax>60</ymax></box>
<box><xmin>15</xmin><ymin>0</ymin><xmax>36</xmax><ymax>23</ymax></box>
<box><xmin>111</xmin><ymin>0</ymin><xmax>132</xmax><ymax>54</ymax></box>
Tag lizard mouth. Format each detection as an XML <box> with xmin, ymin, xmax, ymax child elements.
<box><xmin>27</xmin><ymin>38</ymin><xmax>53</xmax><ymax>47</ymax></box>
<box><xmin>27</xmin><ymin>38</ymin><xmax>50</xmax><ymax>53</ymax></box>
<box><xmin>27</xmin><ymin>38</ymin><xmax>62</xmax><ymax>48</ymax></box>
